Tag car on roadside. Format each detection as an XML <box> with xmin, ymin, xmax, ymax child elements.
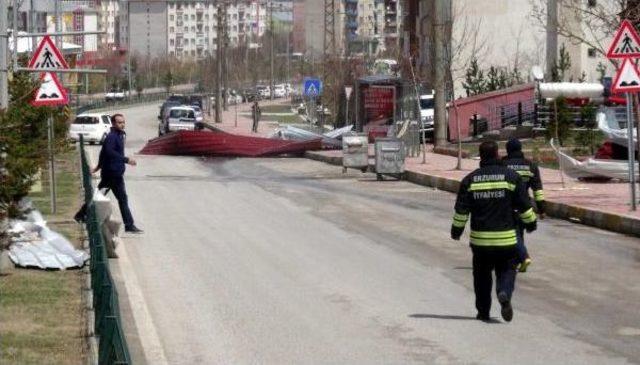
<box><xmin>158</xmin><ymin>106</ymin><xmax>199</xmax><ymax>136</ymax></box>
<box><xmin>68</xmin><ymin>113</ymin><xmax>112</xmax><ymax>144</ymax></box>
<box><xmin>256</xmin><ymin>85</ymin><xmax>271</xmax><ymax>99</ymax></box>
<box><xmin>104</xmin><ymin>89</ymin><xmax>128</xmax><ymax>102</ymax></box>
<box><xmin>273</xmin><ymin>84</ymin><xmax>287</xmax><ymax>98</ymax></box>
<box><xmin>419</xmin><ymin>91</ymin><xmax>435</xmax><ymax>140</ymax></box>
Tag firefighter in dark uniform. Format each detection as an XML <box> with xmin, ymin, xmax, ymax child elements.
<box><xmin>502</xmin><ymin>138</ymin><xmax>546</xmax><ymax>273</ymax></box>
<box><xmin>451</xmin><ymin>141</ymin><xmax>537</xmax><ymax>322</ymax></box>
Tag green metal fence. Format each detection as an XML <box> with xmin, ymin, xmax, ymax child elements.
<box><xmin>79</xmin><ymin>135</ymin><xmax>132</xmax><ymax>365</ymax></box>
<box><xmin>73</xmin><ymin>91</ymin><xmax>171</xmax><ymax>114</ymax></box>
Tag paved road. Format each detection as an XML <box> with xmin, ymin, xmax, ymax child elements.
<box><xmin>86</xmin><ymin>103</ymin><xmax>640</xmax><ymax>364</ymax></box>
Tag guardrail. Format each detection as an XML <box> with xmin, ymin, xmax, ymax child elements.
<box><xmin>79</xmin><ymin>135</ymin><xmax>131</xmax><ymax>365</ymax></box>
<box><xmin>72</xmin><ymin>91</ymin><xmax>172</xmax><ymax>114</ymax></box>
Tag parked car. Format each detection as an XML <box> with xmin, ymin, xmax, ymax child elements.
<box><xmin>158</xmin><ymin>106</ymin><xmax>199</xmax><ymax>136</ymax></box>
<box><xmin>419</xmin><ymin>91</ymin><xmax>435</xmax><ymax>139</ymax></box>
<box><xmin>68</xmin><ymin>113</ymin><xmax>112</xmax><ymax>144</ymax></box>
<box><xmin>104</xmin><ymin>89</ymin><xmax>128</xmax><ymax>102</ymax></box>
<box><xmin>256</xmin><ymin>85</ymin><xmax>271</xmax><ymax>99</ymax></box>
<box><xmin>242</xmin><ymin>88</ymin><xmax>260</xmax><ymax>102</ymax></box>
<box><xmin>273</xmin><ymin>84</ymin><xmax>287</xmax><ymax>98</ymax></box>
<box><xmin>189</xmin><ymin>105</ymin><xmax>205</xmax><ymax>123</ymax></box>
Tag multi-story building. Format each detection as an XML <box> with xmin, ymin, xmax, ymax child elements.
<box><xmin>416</xmin><ymin>0</ymin><xmax>614</xmax><ymax>95</ymax></box>
<box><xmin>120</xmin><ymin>1</ymin><xmax>268</xmax><ymax>60</ymax></box>
<box><xmin>97</xmin><ymin>0</ymin><xmax>120</xmax><ymax>49</ymax></box>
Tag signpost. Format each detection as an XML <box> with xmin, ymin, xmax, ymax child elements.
<box><xmin>28</xmin><ymin>37</ymin><xmax>70</xmax><ymax>214</ymax></box>
<box><xmin>608</xmin><ymin>20</ymin><xmax>640</xmax><ymax>211</ymax></box>
<box><xmin>345</xmin><ymin>86</ymin><xmax>353</xmax><ymax>125</ymax></box>
<box><xmin>304</xmin><ymin>77</ymin><xmax>322</xmax><ymax>124</ymax></box>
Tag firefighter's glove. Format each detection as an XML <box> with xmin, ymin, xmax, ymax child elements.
<box><xmin>451</xmin><ymin>226</ymin><xmax>463</xmax><ymax>241</ymax></box>
<box><xmin>525</xmin><ymin>221</ymin><xmax>537</xmax><ymax>233</ymax></box>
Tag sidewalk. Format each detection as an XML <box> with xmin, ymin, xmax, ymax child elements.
<box><xmin>306</xmin><ymin>147</ymin><xmax>640</xmax><ymax>238</ymax></box>
<box><xmin>203</xmin><ymin>99</ymin><xmax>286</xmax><ymax>137</ymax></box>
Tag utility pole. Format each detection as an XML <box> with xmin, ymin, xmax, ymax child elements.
<box><xmin>269</xmin><ymin>0</ymin><xmax>274</xmax><ymax>100</ymax></box>
<box><xmin>215</xmin><ymin>1</ymin><xmax>223</xmax><ymax>123</ymax></box>
<box><xmin>127</xmin><ymin>1</ymin><xmax>133</xmax><ymax>97</ymax></box>
<box><xmin>0</xmin><ymin>0</ymin><xmax>8</xmax><ymax>110</ymax></box>
<box><xmin>223</xmin><ymin>1</ymin><xmax>228</xmax><ymax>111</ymax></box>
<box><xmin>433</xmin><ymin>0</ymin><xmax>449</xmax><ymax>147</ymax></box>
<box><xmin>12</xmin><ymin>0</ymin><xmax>18</xmax><ymax>71</ymax></box>
<box><xmin>546</xmin><ymin>0</ymin><xmax>558</xmax><ymax>81</ymax></box>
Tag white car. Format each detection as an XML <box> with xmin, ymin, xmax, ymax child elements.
<box><xmin>419</xmin><ymin>92</ymin><xmax>435</xmax><ymax>133</ymax></box>
<box><xmin>159</xmin><ymin>106</ymin><xmax>199</xmax><ymax>135</ymax></box>
<box><xmin>104</xmin><ymin>90</ymin><xmax>128</xmax><ymax>101</ymax></box>
<box><xmin>273</xmin><ymin>84</ymin><xmax>287</xmax><ymax>98</ymax></box>
<box><xmin>68</xmin><ymin>113</ymin><xmax>112</xmax><ymax>144</ymax></box>
<box><xmin>256</xmin><ymin>85</ymin><xmax>271</xmax><ymax>99</ymax></box>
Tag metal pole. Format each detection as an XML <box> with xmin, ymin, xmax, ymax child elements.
<box><xmin>627</xmin><ymin>93</ymin><xmax>637</xmax><ymax>210</ymax></box>
<box><xmin>269</xmin><ymin>0</ymin><xmax>274</xmax><ymax>100</ymax></box>
<box><xmin>215</xmin><ymin>1</ymin><xmax>222</xmax><ymax>123</ymax></box>
<box><xmin>222</xmin><ymin>1</ymin><xmax>228</xmax><ymax>111</ymax></box>
<box><xmin>554</xmin><ymin>99</ymin><xmax>566</xmax><ymax>189</ymax></box>
<box><xmin>0</xmin><ymin>0</ymin><xmax>8</xmax><ymax>110</ymax></box>
<box><xmin>29</xmin><ymin>0</ymin><xmax>35</xmax><ymax>56</ymax></box>
<box><xmin>127</xmin><ymin>1</ymin><xmax>132</xmax><ymax>98</ymax></box>
<box><xmin>47</xmin><ymin>115</ymin><xmax>56</xmax><ymax>214</ymax></box>
<box><xmin>12</xmin><ymin>0</ymin><xmax>18</xmax><ymax>70</ymax></box>
<box><xmin>433</xmin><ymin>0</ymin><xmax>447</xmax><ymax>147</ymax></box>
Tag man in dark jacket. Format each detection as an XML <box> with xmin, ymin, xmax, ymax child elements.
<box><xmin>502</xmin><ymin>138</ymin><xmax>545</xmax><ymax>272</ymax></box>
<box><xmin>97</xmin><ymin>113</ymin><xmax>143</xmax><ymax>233</ymax></box>
<box><xmin>451</xmin><ymin>141</ymin><xmax>537</xmax><ymax>322</ymax></box>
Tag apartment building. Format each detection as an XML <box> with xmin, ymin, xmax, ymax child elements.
<box><xmin>121</xmin><ymin>1</ymin><xmax>268</xmax><ymax>60</ymax></box>
<box><xmin>416</xmin><ymin>0</ymin><xmax>613</xmax><ymax>95</ymax></box>
<box><xmin>97</xmin><ymin>0</ymin><xmax>119</xmax><ymax>48</ymax></box>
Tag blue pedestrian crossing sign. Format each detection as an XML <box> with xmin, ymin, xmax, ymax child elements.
<box><xmin>304</xmin><ymin>78</ymin><xmax>322</xmax><ymax>97</ymax></box>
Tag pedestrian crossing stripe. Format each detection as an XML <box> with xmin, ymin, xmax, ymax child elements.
<box><xmin>612</xmin><ymin>58</ymin><xmax>640</xmax><ymax>93</ymax></box>
<box><xmin>607</xmin><ymin>20</ymin><xmax>640</xmax><ymax>59</ymax></box>
<box><xmin>28</xmin><ymin>35</ymin><xmax>69</xmax><ymax>70</ymax></box>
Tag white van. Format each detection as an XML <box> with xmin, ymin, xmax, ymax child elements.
<box><xmin>159</xmin><ymin>106</ymin><xmax>198</xmax><ymax>136</ymax></box>
<box><xmin>419</xmin><ymin>92</ymin><xmax>435</xmax><ymax>134</ymax></box>
<box><xmin>68</xmin><ymin>113</ymin><xmax>112</xmax><ymax>144</ymax></box>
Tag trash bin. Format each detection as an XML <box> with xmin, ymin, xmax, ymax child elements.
<box><xmin>342</xmin><ymin>134</ymin><xmax>369</xmax><ymax>173</ymax></box>
<box><xmin>374</xmin><ymin>137</ymin><xmax>405</xmax><ymax>180</ymax></box>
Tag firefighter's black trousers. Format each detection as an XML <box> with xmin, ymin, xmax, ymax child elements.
<box><xmin>471</xmin><ymin>246</ymin><xmax>518</xmax><ymax>316</ymax></box>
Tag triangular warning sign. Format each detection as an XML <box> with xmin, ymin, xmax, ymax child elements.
<box><xmin>607</xmin><ymin>20</ymin><xmax>640</xmax><ymax>59</ymax></box>
<box><xmin>28</xmin><ymin>35</ymin><xmax>69</xmax><ymax>70</ymax></box>
<box><xmin>611</xmin><ymin>58</ymin><xmax>640</xmax><ymax>93</ymax></box>
<box><xmin>31</xmin><ymin>72</ymin><xmax>69</xmax><ymax>107</ymax></box>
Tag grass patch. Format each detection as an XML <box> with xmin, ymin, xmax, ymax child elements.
<box><xmin>260</xmin><ymin>104</ymin><xmax>294</xmax><ymax>113</ymax></box>
<box><xmin>0</xmin><ymin>147</ymin><xmax>86</xmax><ymax>365</ymax></box>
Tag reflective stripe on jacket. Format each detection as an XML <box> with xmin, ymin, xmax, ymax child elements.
<box><xmin>451</xmin><ymin>158</ymin><xmax>536</xmax><ymax>248</ymax></box>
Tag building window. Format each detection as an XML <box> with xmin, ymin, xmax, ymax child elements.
<box><xmin>191</xmin><ymin>50</ymin><xmax>196</xmax><ymax>56</ymax></box>
<box><xmin>205</xmin><ymin>26</ymin><xmax>209</xmax><ymax>32</ymax></box>
<box><xmin>184</xmin><ymin>27</ymin><xmax>188</xmax><ymax>33</ymax></box>
<box><xmin>170</xmin><ymin>27</ymin><xmax>174</xmax><ymax>33</ymax></box>
<box><xmin>191</xmin><ymin>15</ymin><xmax>195</xmax><ymax>20</ymax></box>
<box><xmin>170</xmin><ymin>39</ymin><xmax>174</xmax><ymax>46</ymax></box>
<box><xmin>206</xmin><ymin>14</ymin><xmax>209</xmax><ymax>20</ymax></box>
<box><xmin>170</xmin><ymin>15</ymin><xmax>174</xmax><ymax>21</ymax></box>
<box><xmin>588</xmin><ymin>48</ymin><xmax>597</xmax><ymax>58</ymax></box>
<box><xmin>191</xmin><ymin>39</ymin><xmax>195</xmax><ymax>45</ymax></box>
<box><xmin>191</xmin><ymin>26</ymin><xmax>196</xmax><ymax>32</ymax></box>
<box><xmin>170</xmin><ymin>51</ymin><xmax>174</xmax><ymax>56</ymax></box>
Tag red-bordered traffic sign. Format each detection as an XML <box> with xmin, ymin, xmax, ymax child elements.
<box><xmin>31</xmin><ymin>72</ymin><xmax>69</xmax><ymax>106</ymax></box>
<box><xmin>611</xmin><ymin>58</ymin><xmax>640</xmax><ymax>93</ymax></box>
<box><xmin>28</xmin><ymin>35</ymin><xmax>69</xmax><ymax>69</ymax></box>
<box><xmin>607</xmin><ymin>20</ymin><xmax>640</xmax><ymax>59</ymax></box>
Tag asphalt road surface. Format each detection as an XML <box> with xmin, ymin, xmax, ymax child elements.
<box><xmin>86</xmin><ymin>103</ymin><xmax>640</xmax><ymax>364</ymax></box>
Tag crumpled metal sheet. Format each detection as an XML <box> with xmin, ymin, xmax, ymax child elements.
<box><xmin>269</xmin><ymin>125</ymin><xmax>344</xmax><ymax>148</ymax></box>
<box><xmin>7</xmin><ymin>214</ymin><xmax>89</xmax><ymax>270</ymax></box>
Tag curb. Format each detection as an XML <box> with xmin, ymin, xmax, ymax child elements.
<box><xmin>304</xmin><ymin>151</ymin><xmax>640</xmax><ymax>238</ymax></box>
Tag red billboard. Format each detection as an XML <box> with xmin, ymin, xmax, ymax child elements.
<box><xmin>363</xmin><ymin>86</ymin><xmax>395</xmax><ymax>125</ymax></box>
